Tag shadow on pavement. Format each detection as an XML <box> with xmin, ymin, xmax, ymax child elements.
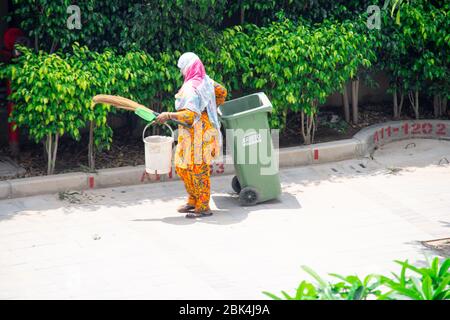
<box><xmin>131</xmin><ymin>192</ymin><xmax>302</xmax><ymax>226</ymax></box>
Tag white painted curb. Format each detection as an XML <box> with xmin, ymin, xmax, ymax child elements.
<box><xmin>1</xmin><ymin>120</ymin><xmax>449</xmax><ymax>200</ymax></box>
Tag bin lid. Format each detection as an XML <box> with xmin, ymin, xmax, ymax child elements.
<box><xmin>218</xmin><ymin>92</ymin><xmax>273</xmax><ymax>120</ymax></box>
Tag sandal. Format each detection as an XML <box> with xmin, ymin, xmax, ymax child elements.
<box><xmin>177</xmin><ymin>204</ymin><xmax>195</xmax><ymax>213</ymax></box>
<box><xmin>185</xmin><ymin>211</ymin><xmax>213</xmax><ymax>219</ymax></box>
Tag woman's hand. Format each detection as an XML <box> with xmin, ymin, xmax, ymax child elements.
<box><xmin>156</xmin><ymin>112</ymin><xmax>171</xmax><ymax>123</ymax></box>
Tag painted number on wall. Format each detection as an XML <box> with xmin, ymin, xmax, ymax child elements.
<box><xmin>374</xmin><ymin>123</ymin><xmax>448</xmax><ymax>143</ymax></box>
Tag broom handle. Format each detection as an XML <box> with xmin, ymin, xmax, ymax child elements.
<box><xmin>93</xmin><ymin>95</ymin><xmax>191</xmax><ymax>127</ymax></box>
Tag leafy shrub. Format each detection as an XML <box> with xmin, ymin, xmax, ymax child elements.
<box><xmin>379</xmin><ymin>258</ymin><xmax>450</xmax><ymax>300</ymax></box>
<box><xmin>263</xmin><ymin>257</ymin><xmax>450</xmax><ymax>300</ymax></box>
<box><xmin>0</xmin><ymin>44</ymin><xmax>183</xmax><ymax>174</ymax></box>
<box><xmin>7</xmin><ymin>0</ymin><xmax>227</xmax><ymax>55</ymax></box>
<box><xmin>225</xmin><ymin>0</ymin><xmax>382</xmax><ymax>25</ymax></box>
<box><xmin>121</xmin><ymin>0</ymin><xmax>227</xmax><ymax>53</ymax></box>
<box><xmin>0</xmin><ymin>46</ymin><xmax>92</xmax><ymax>174</ymax></box>
<box><xmin>1</xmin><ymin>15</ymin><xmax>379</xmax><ymax>175</ymax></box>
<box><xmin>210</xmin><ymin>18</ymin><xmax>377</xmax><ymax>143</ymax></box>
<box><xmin>3</xmin><ymin>1</ymin><xmax>448</xmax><ymax>174</ymax></box>
<box><xmin>378</xmin><ymin>1</ymin><xmax>450</xmax><ymax>119</ymax></box>
<box><xmin>7</xmin><ymin>0</ymin><xmax>130</xmax><ymax>52</ymax></box>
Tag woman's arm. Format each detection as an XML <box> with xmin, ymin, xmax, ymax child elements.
<box><xmin>168</xmin><ymin>109</ymin><xmax>196</xmax><ymax>126</ymax></box>
<box><xmin>214</xmin><ymin>82</ymin><xmax>228</xmax><ymax>106</ymax></box>
<box><xmin>157</xmin><ymin>90</ymin><xmax>201</xmax><ymax>125</ymax></box>
<box><xmin>156</xmin><ymin>109</ymin><xmax>196</xmax><ymax>126</ymax></box>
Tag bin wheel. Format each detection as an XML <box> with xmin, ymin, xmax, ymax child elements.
<box><xmin>231</xmin><ymin>176</ymin><xmax>241</xmax><ymax>193</ymax></box>
<box><xmin>239</xmin><ymin>187</ymin><xmax>259</xmax><ymax>206</ymax></box>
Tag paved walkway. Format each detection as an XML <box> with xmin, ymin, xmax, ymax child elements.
<box><xmin>0</xmin><ymin>139</ymin><xmax>449</xmax><ymax>299</ymax></box>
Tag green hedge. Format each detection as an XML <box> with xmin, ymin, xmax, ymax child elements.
<box><xmin>379</xmin><ymin>1</ymin><xmax>450</xmax><ymax>119</ymax></box>
<box><xmin>7</xmin><ymin>0</ymin><xmax>227</xmax><ymax>54</ymax></box>
<box><xmin>6</xmin><ymin>0</ymin><xmax>383</xmax><ymax>54</ymax></box>
<box><xmin>1</xmin><ymin>1</ymin><xmax>448</xmax><ymax>173</ymax></box>
<box><xmin>1</xmin><ymin>17</ymin><xmax>377</xmax><ymax>166</ymax></box>
<box><xmin>0</xmin><ymin>44</ymin><xmax>182</xmax><ymax>173</ymax></box>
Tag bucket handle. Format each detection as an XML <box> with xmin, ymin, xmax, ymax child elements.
<box><xmin>142</xmin><ymin>122</ymin><xmax>174</xmax><ymax>143</ymax></box>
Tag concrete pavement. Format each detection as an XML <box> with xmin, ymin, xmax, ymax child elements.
<box><xmin>0</xmin><ymin>138</ymin><xmax>449</xmax><ymax>299</ymax></box>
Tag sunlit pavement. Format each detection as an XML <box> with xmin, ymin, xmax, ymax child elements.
<box><xmin>0</xmin><ymin>139</ymin><xmax>449</xmax><ymax>299</ymax></box>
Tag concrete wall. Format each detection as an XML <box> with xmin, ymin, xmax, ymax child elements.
<box><xmin>323</xmin><ymin>71</ymin><xmax>392</xmax><ymax>108</ymax></box>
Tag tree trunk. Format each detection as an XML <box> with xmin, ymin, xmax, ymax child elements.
<box><xmin>442</xmin><ymin>97</ymin><xmax>448</xmax><ymax>116</ymax></box>
<box><xmin>415</xmin><ymin>90</ymin><xmax>419</xmax><ymax>119</ymax></box>
<box><xmin>399</xmin><ymin>91</ymin><xmax>404</xmax><ymax>117</ymax></box>
<box><xmin>434</xmin><ymin>94</ymin><xmax>440</xmax><ymax>117</ymax></box>
<box><xmin>300</xmin><ymin>103</ymin><xmax>318</xmax><ymax>145</ymax></box>
<box><xmin>434</xmin><ymin>94</ymin><xmax>448</xmax><ymax>118</ymax></box>
<box><xmin>408</xmin><ymin>90</ymin><xmax>420</xmax><ymax>119</ymax></box>
<box><xmin>45</xmin><ymin>133</ymin><xmax>59</xmax><ymax>175</ymax></box>
<box><xmin>34</xmin><ymin>34</ymin><xmax>39</xmax><ymax>52</ymax></box>
<box><xmin>393</xmin><ymin>88</ymin><xmax>399</xmax><ymax>119</ymax></box>
<box><xmin>393</xmin><ymin>88</ymin><xmax>404</xmax><ymax>119</ymax></box>
<box><xmin>88</xmin><ymin>121</ymin><xmax>95</xmax><ymax>172</ymax></box>
<box><xmin>49</xmin><ymin>39</ymin><xmax>58</xmax><ymax>54</ymax></box>
<box><xmin>342</xmin><ymin>84</ymin><xmax>350</xmax><ymax>122</ymax></box>
<box><xmin>351</xmin><ymin>79</ymin><xmax>359</xmax><ymax>124</ymax></box>
<box><xmin>300</xmin><ymin>111</ymin><xmax>310</xmax><ymax>145</ymax></box>
<box><xmin>240</xmin><ymin>6</ymin><xmax>245</xmax><ymax>25</ymax></box>
<box><xmin>46</xmin><ymin>133</ymin><xmax>52</xmax><ymax>175</ymax></box>
<box><xmin>52</xmin><ymin>133</ymin><xmax>59</xmax><ymax>174</ymax></box>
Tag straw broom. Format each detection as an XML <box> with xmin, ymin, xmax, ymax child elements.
<box><xmin>92</xmin><ymin>94</ymin><xmax>188</xmax><ymax>127</ymax></box>
<box><xmin>92</xmin><ymin>94</ymin><xmax>152</xmax><ymax>112</ymax></box>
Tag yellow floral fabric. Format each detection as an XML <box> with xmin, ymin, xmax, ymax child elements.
<box><xmin>170</xmin><ymin>81</ymin><xmax>227</xmax><ymax>212</ymax></box>
<box><xmin>170</xmin><ymin>110</ymin><xmax>217</xmax><ymax>212</ymax></box>
<box><xmin>214</xmin><ymin>81</ymin><xmax>227</xmax><ymax>106</ymax></box>
<box><xmin>176</xmin><ymin>164</ymin><xmax>211</xmax><ymax>212</ymax></box>
<box><xmin>171</xmin><ymin>110</ymin><xmax>217</xmax><ymax>167</ymax></box>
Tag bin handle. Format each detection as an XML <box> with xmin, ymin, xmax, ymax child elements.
<box><xmin>257</xmin><ymin>92</ymin><xmax>272</xmax><ymax>109</ymax></box>
<box><xmin>142</xmin><ymin>122</ymin><xmax>174</xmax><ymax>143</ymax></box>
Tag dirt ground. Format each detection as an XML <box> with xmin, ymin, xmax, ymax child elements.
<box><xmin>0</xmin><ymin>104</ymin><xmax>446</xmax><ymax>179</ymax></box>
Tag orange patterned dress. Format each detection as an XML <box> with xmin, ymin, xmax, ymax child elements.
<box><xmin>170</xmin><ymin>82</ymin><xmax>227</xmax><ymax>212</ymax></box>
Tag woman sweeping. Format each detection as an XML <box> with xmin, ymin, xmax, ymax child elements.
<box><xmin>156</xmin><ymin>52</ymin><xmax>227</xmax><ymax>218</ymax></box>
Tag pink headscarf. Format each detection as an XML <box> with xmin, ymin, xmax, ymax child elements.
<box><xmin>175</xmin><ymin>52</ymin><xmax>221</xmax><ymax>130</ymax></box>
<box><xmin>183</xmin><ymin>60</ymin><xmax>206</xmax><ymax>90</ymax></box>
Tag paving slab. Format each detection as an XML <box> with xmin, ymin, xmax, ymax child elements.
<box><xmin>0</xmin><ymin>138</ymin><xmax>449</xmax><ymax>299</ymax></box>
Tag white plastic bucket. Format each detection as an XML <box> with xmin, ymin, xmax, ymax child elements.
<box><xmin>142</xmin><ymin>123</ymin><xmax>174</xmax><ymax>174</ymax></box>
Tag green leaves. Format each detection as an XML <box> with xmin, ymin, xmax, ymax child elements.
<box><xmin>0</xmin><ymin>44</ymin><xmax>171</xmax><ymax>154</ymax></box>
<box><xmin>217</xmin><ymin>16</ymin><xmax>377</xmax><ymax>133</ymax></box>
<box><xmin>379</xmin><ymin>258</ymin><xmax>450</xmax><ymax>300</ymax></box>
<box><xmin>264</xmin><ymin>257</ymin><xmax>450</xmax><ymax>300</ymax></box>
<box><xmin>380</xmin><ymin>1</ymin><xmax>449</xmax><ymax>103</ymax></box>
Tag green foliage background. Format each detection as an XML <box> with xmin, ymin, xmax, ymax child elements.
<box><xmin>0</xmin><ymin>0</ymin><xmax>448</xmax><ymax>172</ymax></box>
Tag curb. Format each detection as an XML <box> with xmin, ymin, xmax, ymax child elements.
<box><xmin>1</xmin><ymin>120</ymin><xmax>449</xmax><ymax>200</ymax></box>
<box><xmin>9</xmin><ymin>172</ymin><xmax>89</xmax><ymax>199</ymax></box>
<box><xmin>353</xmin><ymin>120</ymin><xmax>450</xmax><ymax>157</ymax></box>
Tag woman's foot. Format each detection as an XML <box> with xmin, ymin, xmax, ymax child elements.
<box><xmin>177</xmin><ymin>204</ymin><xmax>195</xmax><ymax>213</ymax></box>
<box><xmin>185</xmin><ymin>209</ymin><xmax>213</xmax><ymax>219</ymax></box>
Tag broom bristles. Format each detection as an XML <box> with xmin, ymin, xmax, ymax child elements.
<box><xmin>92</xmin><ymin>95</ymin><xmax>149</xmax><ymax>112</ymax></box>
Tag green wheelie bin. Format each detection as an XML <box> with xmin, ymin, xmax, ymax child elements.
<box><xmin>218</xmin><ymin>92</ymin><xmax>281</xmax><ymax>206</ymax></box>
